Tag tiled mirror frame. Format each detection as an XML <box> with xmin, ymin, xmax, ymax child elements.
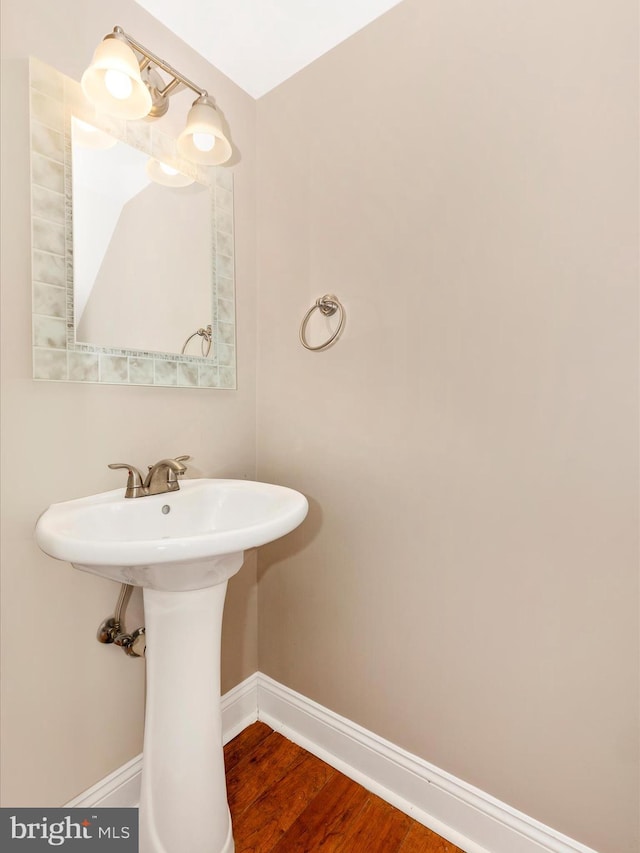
<box><xmin>29</xmin><ymin>57</ymin><xmax>236</xmax><ymax>389</ymax></box>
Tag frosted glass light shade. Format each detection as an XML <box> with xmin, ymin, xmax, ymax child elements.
<box><xmin>146</xmin><ymin>158</ymin><xmax>195</xmax><ymax>188</ymax></box>
<box><xmin>81</xmin><ymin>35</ymin><xmax>152</xmax><ymax>120</ymax></box>
<box><xmin>177</xmin><ymin>97</ymin><xmax>232</xmax><ymax>166</ymax></box>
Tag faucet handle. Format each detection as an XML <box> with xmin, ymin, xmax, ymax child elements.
<box><xmin>108</xmin><ymin>463</ymin><xmax>147</xmax><ymax>499</ymax></box>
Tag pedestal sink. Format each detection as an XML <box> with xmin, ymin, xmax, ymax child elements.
<box><xmin>35</xmin><ymin>478</ymin><xmax>308</xmax><ymax>853</ymax></box>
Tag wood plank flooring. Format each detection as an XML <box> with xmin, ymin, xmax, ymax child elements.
<box><xmin>224</xmin><ymin>722</ymin><xmax>465</xmax><ymax>853</ymax></box>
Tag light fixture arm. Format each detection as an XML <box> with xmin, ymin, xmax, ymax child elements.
<box><xmin>110</xmin><ymin>25</ymin><xmax>208</xmax><ymax>101</ymax></box>
<box><xmin>158</xmin><ymin>77</ymin><xmax>182</xmax><ymax>99</ymax></box>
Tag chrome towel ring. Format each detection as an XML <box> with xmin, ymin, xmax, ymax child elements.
<box><xmin>299</xmin><ymin>294</ymin><xmax>345</xmax><ymax>351</ymax></box>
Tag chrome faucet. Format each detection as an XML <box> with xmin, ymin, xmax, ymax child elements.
<box><xmin>109</xmin><ymin>456</ymin><xmax>190</xmax><ymax>498</ymax></box>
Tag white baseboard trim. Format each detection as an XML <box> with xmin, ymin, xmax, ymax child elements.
<box><xmin>65</xmin><ymin>754</ymin><xmax>143</xmax><ymax>809</ymax></box>
<box><xmin>65</xmin><ymin>672</ymin><xmax>599</xmax><ymax>853</ymax></box>
<box><xmin>220</xmin><ymin>671</ymin><xmax>260</xmax><ymax>743</ymax></box>
<box><xmin>254</xmin><ymin>674</ymin><xmax>600</xmax><ymax>853</ymax></box>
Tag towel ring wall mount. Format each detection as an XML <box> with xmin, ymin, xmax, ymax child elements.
<box><xmin>299</xmin><ymin>294</ymin><xmax>345</xmax><ymax>351</ymax></box>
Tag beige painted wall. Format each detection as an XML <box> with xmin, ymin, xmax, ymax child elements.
<box><xmin>0</xmin><ymin>0</ymin><xmax>257</xmax><ymax>806</ymax></box>
<box><xmin>255</xmin><ymin>2</ymin><xmax>639</xmax><ymax>852</ymax></box>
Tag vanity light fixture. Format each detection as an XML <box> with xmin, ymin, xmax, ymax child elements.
<box><xmin>81</xmin><ymin>31</ymin><xmax>152</xmax><ymax>120</ymax></box>
<box><xmin>82</xmin><ymin>26</ymin><xmax>232</xmax><ymax>165</ymax></box>
<box><xmin>177</xmin><ymin>95</ymin><xmax>232</xmax><ymax>166</ymax></box>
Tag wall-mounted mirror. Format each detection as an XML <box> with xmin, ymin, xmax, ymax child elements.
<box><xmin>72</xmin><ymin>120</ymin><xmax>214</xmax><ymax>355</ymax></box>
<box><xmin>29</xmin><ymin>58</ymin><xmax>236</xmax><ymax>388</ymax></box>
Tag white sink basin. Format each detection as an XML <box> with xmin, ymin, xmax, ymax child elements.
<box><xmin>35</xmin><ymin>478</ymin><xmax>308</xmax><ymax>591</ymax></box>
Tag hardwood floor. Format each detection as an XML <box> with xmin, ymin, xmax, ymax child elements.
<box><xmin>224</xmin><ymin>722</ymin><xmax>465</xmax><ymax>853</ymax></box>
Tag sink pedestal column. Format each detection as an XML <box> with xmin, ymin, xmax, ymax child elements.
<box><xmin>139</xmin><ymin>582</ymin><xmax>234</xmax><ymax>853</ymax></box>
